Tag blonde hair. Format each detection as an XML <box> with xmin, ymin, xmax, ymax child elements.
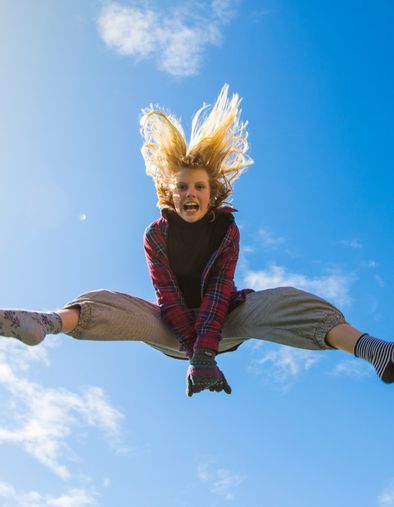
<box><xmin>140</xmin><ymin>84</ymin><xmax>253</xmax><ymax>209</ymax></box>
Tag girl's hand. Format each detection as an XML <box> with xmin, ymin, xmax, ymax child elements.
<box><xmin>186</xmin><ymin>348</ymin><xmax>232</xmax><ymax>396</ymax></box>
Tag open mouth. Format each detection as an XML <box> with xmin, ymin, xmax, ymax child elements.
<box><xmin>183</xmin><ymin>202</ymin><xmax>199</xmax><ymax>212</ymax></box>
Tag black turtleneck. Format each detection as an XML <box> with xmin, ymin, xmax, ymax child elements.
<box><xmin>166</xmin><ymin>210</ymin><xmax>234</xmax><ymax>308</ymax></box>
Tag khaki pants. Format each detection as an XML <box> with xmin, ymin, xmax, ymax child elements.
<box><xmin>63</xmin><ymin>287</ymin><xmax>346</xmax><ymax>360</ymax></box>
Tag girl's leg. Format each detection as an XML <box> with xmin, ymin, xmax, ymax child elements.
<box><xmin>0</xmin><ymin>290</ymin><xmax>184</xmax><ymax>358</ymax></box>
<box><xmin>61</xmin><ymin>289</ymin><xmax>186</xmax><ymax>357</ymax></box>
<box><xmin>0</xmin><ymin>308</ymin><xmax>63</xmax><ymax>345</ymax></box>
<box><xmin>325</xmin><ymin>323</ymin><xmax>363</xmax><ymax>353</ymax></box>
<box><xmin>326</xmin><ymin>323</ymin><xmax>394</xmax><ymax>383</ymax></box>
<box><xmin>222</xmin><ymin>287</ymin><xmax>394</xmax><ymax>383</ymax></box>
<box><xmin>56</xmin><ymin>308</ymin><xmax>81</xmax><ymax>333</ymax></box>
<box><xmin>223</xmin><ymin>287</ymin><xmax>345</xmax><ymax>352</ymax></box>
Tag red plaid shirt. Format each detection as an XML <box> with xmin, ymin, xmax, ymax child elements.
<box><xmin>143</xmin><ymin>207</ymin><xmax>254</xmax><ymax>358</ymax></box>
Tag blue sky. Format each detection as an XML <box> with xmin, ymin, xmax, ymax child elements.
<box><xmin>1</xmin><ymin>0</ymin><xmax>393</xmax><ymax>505</ymax></box>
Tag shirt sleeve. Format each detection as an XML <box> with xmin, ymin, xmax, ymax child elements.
<box><xmin>193</xmin><ymin>222</ymin><xmax>240</xmax><ymax>353</ymax></box>
<box><xmin>143</xmin><ymin>222</ymin><xmax>197</xmax><ymax>357</ymax></box>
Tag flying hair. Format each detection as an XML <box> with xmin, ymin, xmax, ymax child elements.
<box><xmin>140</xmin><ymin>84</ymin><xmax>253</xmax><ymax>209</ymax></box>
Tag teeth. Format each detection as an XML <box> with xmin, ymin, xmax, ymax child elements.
<box><xmin>184</xmin><ymin>203</ymin><xmax>199</xmax><ymax>210</ymax></box>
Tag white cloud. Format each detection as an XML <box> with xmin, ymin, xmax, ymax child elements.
<box><xmin>47</xmin><ymin>489</ymin><xmax>97</xmax><ymax>507</ymax></box>
<box><xmin>257</xmin><ymin>227</ymin><xmax>286</xmax><ymax>249</ymax></box>
<box><xmin>375</xmin><ymin>274</ymin><xmax>384</xmax><ymax>288</ymax></box>
<box><xmin>198</xmin><ymin>462</ymin><xmax>243</xmax><ymax>501</ymax></box>
<box><xmin>102</xmin><ymin>477</ymin><xmax>111</xmax><ymax>489</ymax></box>
<box><xmin>379</xmin><ymin>480</ymin><xmax>394</xmax><ymax>506</ymax></box>
<box><xmin>0</xmin><ymin>482</ymin><xmax>96</xmax><ymax>507</ymax></box>
<box><xmin>248</xmin><ymin>345</ymin><xmax>321</xmax><ymax>388</ymax></box>
<box><xmin>241</xmin><ymin>245</ymin><xmax>256</xmax><ymax>254</ymax></box>
<box><xmin>330</xmin><ymin>359</ymin><xmax>373</xmax><ymax>379</ymax></box>
<box><xmin>367</xmin><ymin>260</ymin><xmax>378</xmax><ymax>268</ymax></box>
<box><xmin>198</xmin><ymin>463</ymin><xmax>210</xmax><ymax>482</ymax></box>
<box><xmin>0</xmin><ymin>341</ymin><xmax>123</xmax><ymax>479</ymax></box>
<box><xmin>97</xmin><ymin>1</ymin><xmax>237</xmax><ymax>77</ymax></box>
<box><xmin>244</xmin><ymin>263</ymin><xmax>355</xmax><ymax>307</ymax></box>
<box><xmin>97</xmin><ymin>5</ymin><xmax>157</xmax><ymax>57</ymax></box>
<box><xmin>340</xmin><ymin>239</ymin><xmax>362</xmax><ymax>249</ymax></box>
<box><xmin>211</xmin><ymin>0</ymin><xmax>238</xmax><ymax>22</ymax></box>
<box><xmin>212</xmin><ymin>468</ymin><xmax>243</xmax><ymax>501</ymax></box>
<box><xmin>249</xmin><ymin>8</ymin><xmax>272</xmax><ymax>22</ymax></box>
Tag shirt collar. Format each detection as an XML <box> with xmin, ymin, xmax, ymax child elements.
<box><xmin>160</xmin><ymin>206</ymin><xmax>237</xmax><ymax>220</ymax></box>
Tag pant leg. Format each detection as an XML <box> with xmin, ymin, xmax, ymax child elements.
<box><xmin>221</xmin><ymin>286</ymin><xmax>348</xmax><ymax>350</ymax></box>
<box><xmin>62</xmin><ymin>289</ymin><xmax>182</xmax><ymax>352</ymax></box>
<box><xmin>62</xmin><ymin>286</ymin><xmax>346</xmax><ymax>359</ymax></box>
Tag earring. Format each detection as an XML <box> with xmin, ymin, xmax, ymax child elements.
<box><xmin>208</xmin><ymin>209</ymin><xmax>216</xmax><ymax>222</ymax></box>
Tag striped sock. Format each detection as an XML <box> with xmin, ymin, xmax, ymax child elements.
<box><xmin>354</xmin><ymin>333</ymin><xmax>394</xmax><ymax>383</ymax></box>
<box><xmin>0</xmin><ymin>309</ymin><xmax>63</xmax><ymax>346</ymax></box>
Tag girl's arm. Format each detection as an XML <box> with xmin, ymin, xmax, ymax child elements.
<box><xmin>144</xmin><ymin>223</ymin><xmax>196</xmax><ymax>357</ymax></box>
<box><xmin>193</xmin><ymin>222</ymin><xmax>240</xmax><ymax>354</ymax></box>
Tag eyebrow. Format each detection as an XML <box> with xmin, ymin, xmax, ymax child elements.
<box><xmin>176</xmin><ymin>180</ymin><xmax>207</xmax><ymax>184</ymax></box>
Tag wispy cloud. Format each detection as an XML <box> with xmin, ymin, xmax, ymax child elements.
<box><xmin>378</xmin><ymin>479</ymin><xmax>394</xmax><ymax>506</ymax></box>
<box><xmin>340</xmin><ymin>239</ymin><xmax>363</xmax><ymax>249</ymax></box>
<box><xmin>329</xmin><ymin>359</ymin><xmax>373</xmax><ymax>379</ymax></box>
<box><xmin>244</xmin><ymin>263</ymin><xmax>355</xmax><ymax>307</ymax></box>
<box><xmin>249</xmin><ymin>7</ymin><xmax>272</xmax><ymax>22</ymax></box>
<box><xmin>0</xmin><ymin>482</ymin><xmax>97</xmax><ymax>507</ymax></box>
<box><xmin>198</xmin><ymin>462</ymin><xmax>243</xmax><ymax>501</ymax></box>
<box><xmin>248</xmin><ymin>345</ymin><xmax>321</xmax><ymax>389</ymax></box>
<box><xmin>257</xmin><ymin>227</ymin><xmax>286</xmax><ymax>249</ymax></box>
<box><xmin>97</xmin><ymin>1</ymin><xmax>238</xmax><ymax>77</ymax></box>
<box><xmin>363</xmin><ymin>260</ymin><xmax>378</xmax><ymax>268</ymax></box>
<box><xmin>102</xmin><ymin>478</ymin><xmax>111</xmax><ymax>489</ymax></box>
<box><xmin>0</xmin><ymin>340</ymin><xmax>124</xmax><ymax>479</ymax></box>
<box><xmin>241</xmin><ymin>245</ymin><xmax>256</xmax><ymax>254</ymax></box>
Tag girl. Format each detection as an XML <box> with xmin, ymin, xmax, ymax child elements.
<box><xmin>1</xmin><ymin>85</ymin><xmax>393</xmax><ymax>396</ymax></box>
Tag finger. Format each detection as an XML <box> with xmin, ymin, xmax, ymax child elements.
<box><xmin>207</xmin><ymin>376</ymin><xmax>225</xmax><ymax>392</ymax></box>
<box><xmin>209</xmin><ymin>381</ymin><xmax>224</xmax><ymax>392</ymax></box>
<box><xmin>223</xmin><ymin>378</ymin><xmax>232</xmax><ymax>394</ymax></box>
<box><xmin>191</xmin><ymin>377</ymin><xmax>214</xmax><ymax>391</ymax></box>
<box><xmin>192</xmin><ymin>384</ymin><xmax>205</xmax><ymax>394</ymax></box>
<box><xmin>186</xmin><ymin>376</ymin><xmax>193</xmax><ymax>397</ymax></box>
<box><xmin>219</xmin><ymin>373</ymin><xmax>232</xmax><ymax>394</ymax></box>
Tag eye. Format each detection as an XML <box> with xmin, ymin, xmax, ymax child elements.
<box><xmin>196</xmin><ymin>184</ymin><xmax>206</xmax><ymax>190</ymax></box>
<box><xmin>177</xmin><ymin>183</ymin><xmax>187</xmax><ymax>191</ymax></box>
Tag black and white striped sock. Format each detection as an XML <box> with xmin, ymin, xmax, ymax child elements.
<box><xmin>354</xmin><ymin>333</ymin><xmax>394</xmax><ymax>383</ymax></box>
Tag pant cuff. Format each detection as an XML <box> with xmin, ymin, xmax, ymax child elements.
<box><xmin>62</xmin><ymin>303</ymin><xmax>91</xmax><ymax>339</ymax></box>
<box><xmin>314</xmin><ymin>310</ymin><xmax>347</xmax><ymax>350</ymax></box>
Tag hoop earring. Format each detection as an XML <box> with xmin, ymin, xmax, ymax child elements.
<box><xmin>208</xmin><ymin>210</ymin><xmax>216</xmax><ymax>222</ymax></box>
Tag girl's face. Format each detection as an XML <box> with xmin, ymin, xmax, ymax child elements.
<box><xmin>171</xmin><ymin>168</ymin><xmax>212</xmax><ymax>223</ymax></box>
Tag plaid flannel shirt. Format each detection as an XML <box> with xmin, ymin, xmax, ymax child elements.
<box><xmin>143</xmin><ymin>207</ymin><xmax>254</xmax><ymax>358</ymax></box>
